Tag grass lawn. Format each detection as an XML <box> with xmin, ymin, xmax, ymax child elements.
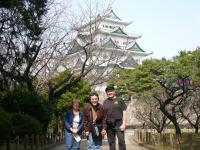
<box><xmin>136</xmin><ymin>132</ymin><xmax>200</xmax><ymax>150</ymax></box>
<box><xmin>180</xmin><ymin>132</ymin><xmax>200</xmax><ymax>150</ymax></box>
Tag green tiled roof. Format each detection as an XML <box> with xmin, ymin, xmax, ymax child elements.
<box><xmin>119</xmin><ymin>55</ymin><xmax>138</xmax><ymax>68</ymax></box>
<box><xmin>112</xmin><ymin>27</ymin><xmax>127</xmax><ymax>35</ymax></box>
<box><xmin>102</xmin><ymin>38</ymin><xmax>120</xmax><ymax>49</ymax></box>
<box><xmin>74</xmin><ymin>58</ymin><xmax>84</xmax><ymax>68</ymax></box>
<box><xmin>68</xmin><ymin>40</ymin><xmax>83</xmax><ymax>54</ymax></box>
<box><xmin>127</xmin><ymin>42</ymin><xmax>145</xmax><ymax>52</ymax></box>
<box><xmin>104</xmin><ymin>10</ymin><xmax>121</xmax><ymax>20</ymax></box>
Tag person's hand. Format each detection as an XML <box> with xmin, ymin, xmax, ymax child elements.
<box><xmin>85</xmin><ymin>131</ymin><xmax>89</xmax><ymax>137</ymax></box>
<box><xmin>70</xmin><ymin>128</ymin><xmax>78</xmax><ymax>134</ymax></box>
<box><xmin>119</xmin><ymin>123</ymin><xmax>126</xmax><ymax>131</ymax></box>
<box><xmin>101</xmin><ymin>129</ymin><xmax>106</xmax><ymax>136</ymax></box>
<box><xmin>73</xmin><ymin>128</ymin><xmax>78</xmax><ymax>134</ymax></box>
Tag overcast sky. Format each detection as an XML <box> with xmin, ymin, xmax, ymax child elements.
<box><xmin>111</xmin><ymin>0</ymin><xmax>200</xmax><ymax>59</ymax></box>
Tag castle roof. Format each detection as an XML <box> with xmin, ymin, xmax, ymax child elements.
<box><xmin>68</xmin><ymin>40</ymin><xmax>83</xmax><ymax>54</ymax></box>
<box><xmin>74</xmin><ymin>57</ymin><xmax>84</xmax><ymax>68</ymax></box>
<box><xmin>66</xmin><ymin>9</ymin><xmax>151</xmax><ymax>57</ymax></box>
<box><xmin>79</xmin><ymin>9</ymin><xmax>131</xmax><ymax>30</ymax></box>
<box><xmin>111</xmin><ymin>27</ymin><xmax>127</xmax><ymax>35</ymax></box>
<box><xmin>104</xmin><ymin>10</ymin><xmax>121</xmax><ymax>20</ymax></box>
<box><xmin>127</xmin><ymin>42</ymin><xmax>145</xmax><ymax>52</ymax></box>
<box><xmin>68</xmin><ymin>37</ymin><xmax>150</xmax><ymax>55</ymax></box>
<box><xmin>118</xmin><ymin>55</ymin><xmax>138</xmax><ymax>69</ymax></box>
<box><xmin>102</xmin><ymin>38</ymin><xmax>120</xmax><ymax>49</ymax></box>
<box><xmin>82</xmin><ymin>27</ymin><xmax>141</xmax><ymax>39</ymax></box>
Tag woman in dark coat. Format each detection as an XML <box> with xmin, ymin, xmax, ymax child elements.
<box><xmin>83</xmin><ymin>92</ymin><xmax>107</xmax><ymax>150</ymax></box>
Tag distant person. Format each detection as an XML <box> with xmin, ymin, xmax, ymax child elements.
<box><xmin>83</xmin><ymin>92</ymin><xmax>107</xmax><ymax>150</ymax></box>
<box><xmin>103</xmin><ymin>85</ymin><xmax>127</xmax><ymax>150</ymax></box>
<box><xmin>64</xmin><ymin>99</ymin><xmax>83</xmax><ymax>150</ymax></box>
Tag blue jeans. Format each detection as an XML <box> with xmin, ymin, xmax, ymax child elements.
<box><xmin>87</xmin><ymin>133</ymin><xmax>102</xmax><ymax>150</ymax></box>
<box><xmin>65</xmin><ymin>131</ymin><xmax>81</xmax><ymax>150</ymax></box>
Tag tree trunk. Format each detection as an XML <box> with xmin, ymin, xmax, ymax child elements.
<box><xmin>48</xmin><ymin>89</ymin><xmax>56</xmax><ymax>105</ymax></box>
<box><xmin>158</xmin><ymin>133</ymin><xmax>162</xmax><ymax>146</ymax></box>
<box><xmin>195</xmin><ymin>126</ymin><xmax>199</xmax><ymax>133</ymax></box>
<box><xmin>160</xmin><ymin>106</ymin><xmax>182</xmax><ymax>149</ymax></box>
<box><xmin>173</xmin><ymin>123</ymin><xmax>181</xmax><ymax>150</ymax></box>
<box><xmin>6</xmin><ymin>137</ymin><xmax>10</xmax><ymax>150</ymax></box>
<box><xmin>160</xmin><ymin>107</ymin><xmax>181</xmax><ymax>135</ymax></box>
<box><xmin>174</xmin><ymin>122</ymin><xmax>181</xmax><ymax>135</ymax></box>
<box><xmin>26</xmin><ymin>79</ymin><xmax>34</xmax><ymax>91</ymax></box>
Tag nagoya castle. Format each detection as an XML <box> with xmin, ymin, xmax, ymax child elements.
<box><xmin>61</xmin><ymin>9</ymin><xmax>151</xmax><ymax>125</ymax></box>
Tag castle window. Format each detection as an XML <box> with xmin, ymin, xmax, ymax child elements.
<box><xmin>115</xmin><ymin>40</ymin><xmax>119</xmax><ymax>44</ymax></box>
<box><xmin>123</xmin><ymin>41</ymin><xmax>128</xmax><ymax>45</ymax></box>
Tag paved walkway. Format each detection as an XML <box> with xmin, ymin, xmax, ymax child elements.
<box><xmin>49</xmin><ymin>130</ymin><xmax>148</xmax><ymax>150</ymax></box>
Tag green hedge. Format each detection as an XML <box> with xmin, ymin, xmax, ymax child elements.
<box><xmin>0</xmin><ymin>108</ymin><xmax>12</xmax><ymax>145</ymax></box>
<box><xmin>11</xmin><ymin>113</ymin><xmax>43</xmax><ymax>136</ymax></box>
<box><xmin>0</xmin><ymin>90</ymin><xmax>51</xmax><ymax>130</ymax></box>
<box><xmin>0</xmin><ymin>109</ymin><xmax>43</xmax><ymax>145</ymax></box>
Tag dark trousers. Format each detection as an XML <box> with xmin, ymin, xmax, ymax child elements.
<box><xmin>107</xmin><ymin>127</ymin><xmax>126</xmax><ymax>150</ymax></box>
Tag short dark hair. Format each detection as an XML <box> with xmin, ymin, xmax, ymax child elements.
<box><xmin>105</xmin><ymin>84</ymin><xmax>115</xmax><ymax>92</ymax></box>
<box><xmin>89</xmin><ymin>91</ymin><xmax>99</xmax><ymax>98</ymax></box>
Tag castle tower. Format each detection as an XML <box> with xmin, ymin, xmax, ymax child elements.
<box><xmin>61</xmin><ymin>9</ymin><xmax>151</xmax><ymax>101</ymax></box>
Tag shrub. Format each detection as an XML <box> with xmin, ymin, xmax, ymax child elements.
<box><xmin>11</xmin><ymin>113</ymin><xmax>43</xmax><ymax>136</ymax></box>
<box><xmin>0</xmin><ymin>90</ymin><xmax>51</xmax><ymax>130</ymax></box>
<box><xmin>0</xmin><ymin>108</ymin><xmax>12</xmax><ymax>145</ymax></box>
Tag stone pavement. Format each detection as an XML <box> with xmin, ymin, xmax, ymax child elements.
<box><xmin>48</xmin><ymin>133</ymin><xmax>148</xmax><ymax>150</ymax></box>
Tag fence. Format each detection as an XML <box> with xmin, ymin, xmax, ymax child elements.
<box><xmin>133</xmin><ymin>129</ymin><xmax>200</xmax><ymax>150</ymax></box>
<box><xmin>0</xmin><ymin>133</ymin><xmax>64</xmax><ymax>150</ymax></box>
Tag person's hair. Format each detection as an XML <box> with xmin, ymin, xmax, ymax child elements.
<box><xmin>105</xmin><ymin>84</ymin><xmax>115</xmax><ymax>92</ymax></box>
<box><xmin>72</xmin><ymin>99</ymin><xmax>80</xmax><ymax>104</ymax></box>
<box><xmin>89</xmin><ymin>91</ymin><xmax>99</xmax><ymax>99</ymax></box>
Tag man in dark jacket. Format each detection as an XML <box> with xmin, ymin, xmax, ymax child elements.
<box><xmin>103</xmin><ymin>85</ymin><xmax>127</xmax><ymax>150</ymax></box>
